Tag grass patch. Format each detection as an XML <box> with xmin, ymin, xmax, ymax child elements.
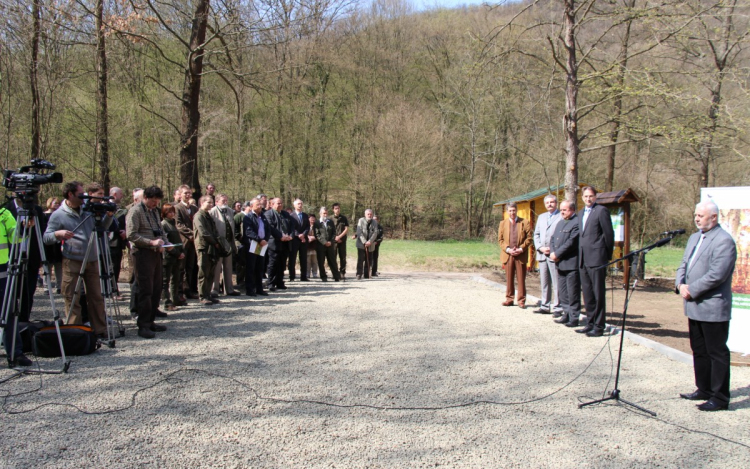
<box><xmin>376</xmin><ymin>238</ymin><xmax>684</xmax><ymax>276</ymax></box>
<box><xmin>638</xmin><ymin>245</ymin><xmax>684</xmax><ymax>278</ymax></box>
<box><xmin>378</xmin><ymin>239</ymin><xmax>502</xmax><ymax>271</ymax></box>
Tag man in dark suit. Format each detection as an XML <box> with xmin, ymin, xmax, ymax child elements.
<box><xmin>175</xmin><ymin>185</ymin><xmax>199</xmax><ymax>300</ymax></box>
<box><xmin>287</xmin><ymin>198</ymin><xmax>310</xmax><ymax>282</ymax></box>
<box><xmin>371</xmin><ymin>214</ymin><xmax>384</xmax><ymax>277</ymax></box>
<box><xmin>264</xmin><ymin>197</ymin><xmax>292</xmax><ymax>291</ymax></box>
<box><xmin>577</xmin><ymin>186</ymin><xmax>614</xmax><ymax>337</ymax></box>
<box><xmin>549</xmin><ymin>200</ymin><xmax>581</xmax><ymax>327</ymax></box>
<box><xmin>675</xmin><ymin>200</ymin><xmax>736</xmax><ymax>411</ymax></box>
<box><xmin>242</xmin><ymin>198</ymin><xmax>270</xmax><ymax>297</ymax></box>
<box><xmin>313</xmin><ymin>206</ymin><xmax>340</xmax><ymax>282</ymax></box>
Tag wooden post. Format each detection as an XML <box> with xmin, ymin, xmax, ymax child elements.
<box><xmin>623</xmin><ymin>202</ymin><xmax>631</xmax><ymax>288</ymax></box>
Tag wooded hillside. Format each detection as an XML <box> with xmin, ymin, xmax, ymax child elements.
<box><xmin>1</xmin><ymin>0</ymin><xmax>748</xmax><ymax>242</ymax></box>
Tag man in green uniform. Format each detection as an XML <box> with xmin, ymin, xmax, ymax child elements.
<box><xmin>193</xmin><ymin>196</ymin><xmax>221</xmax><ymax>306</ymax></box>
<box><xmin>331</xmin><ymin>203</ymin><xmax>349</xmax><ymax>281</ymax></box>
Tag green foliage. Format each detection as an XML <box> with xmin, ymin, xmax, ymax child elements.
<box><xmin>1</xmin><ymin>0</ymin><xmax>748</xmax><ymax>242</ymax></box>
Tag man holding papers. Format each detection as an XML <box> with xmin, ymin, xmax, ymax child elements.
<box><xmin>242</xmin><ymin>198</ymin><xmax>270</xmax><ymax>297</ymax></box>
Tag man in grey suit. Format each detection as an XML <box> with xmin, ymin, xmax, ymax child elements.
<box><xmin>533</xmin><ymin>194</ymin><xmax>562</xmax><ymax>315</ymax></box>
<box><xmin>549</xmin><ymin>200</ymin><xmax>581</xmax><ymax>327</ymax></box>
<box><xmin>675</xmin><ymin>200</ymin><xmax>737</xmax><ymax>411</ymax></box>
<box><xmin>354</xmin><ymin>209</ymin><xmax>379</xmax><ymax>280</ymax></box>
<box><xmin>577</xmin><ymin>186</ymin><xmax>614</xmax><ymax>337</ymax></box>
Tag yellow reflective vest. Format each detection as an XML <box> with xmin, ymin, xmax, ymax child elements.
<box><xmin>0</xmin><ymin>207</ymin><xmax>17</xmax><ymax>266</ymax></box>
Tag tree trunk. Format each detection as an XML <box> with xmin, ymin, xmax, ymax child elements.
<box><xmin>563</xmin><ymin>0</ymin><xmax>579</xmax><ymax>202</ymax></box>
<box><xmin>605</xmin><ymin>0</ymin><xmax>635</xmax><ymax>192</ymax></box>
<box><xmin>179</xmin><ymin>0</ymin><xmax>210</xmax><ymax>198</ymax></box>
<box><xmin>95</xmin><ymin>0</ymin><xmax>110</xmax><ymax>190</ymax></box>
<box><xmin>30</xmin><ymin>0</ymin><xmax>41</xmax><ymax>161</ymax></box>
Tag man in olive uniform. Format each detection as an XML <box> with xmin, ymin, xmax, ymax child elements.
<box><xmin>331</xmin><ymin>203</ymin><xmax>349</xmax><ymax>281</ymax></box>
<box><xmin>193</xmin><ymin>195</ymin><xmax>221</xmax><ymax>306</ymax></box>
<box><xmin>313</xmin><ymin>207</ymin><xmax>340</xmax><ymax>282</ymax></box>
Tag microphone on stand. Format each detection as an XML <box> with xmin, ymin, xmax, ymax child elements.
<box><xmin>660</xmin><ymin>229</ymin><xmax>686</xmax><ymax>236</ymax></box>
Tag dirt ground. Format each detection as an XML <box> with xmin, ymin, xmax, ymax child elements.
<box><xmin>484</xmin><ymin>270</ymin><xmax>750</xmax><ymax>367</ymax></box>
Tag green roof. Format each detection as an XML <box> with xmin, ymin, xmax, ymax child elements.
<box><xmin>493</xmin><ymin>184</ymin><xmax>578</xmax><ymax>207</ymax></box>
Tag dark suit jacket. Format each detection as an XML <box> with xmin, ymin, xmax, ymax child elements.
<box><xmin>313</xmin><ymin>219</ymin><xmax>337</xmax><ymax>245</ymax></box>
<box><xmin>549</xmin><ymin>214</ymin><xmax>579</xmax><ymax>271</ymax></box>
<box><xmin>264</xmin><ymin>209</ymin><xmax>290</xmax><ymax>252</ymax></box>
<box><xmin>578</xmin><ymin>203</ymin><xmax>614</xmax><ymax>268</ymax></box>
<box><xmin>289</xmin><ymin>211</ymin><xmax>310</xmax><ymax>239</ymax></box>
<box><xmin>242</xmin><ymin>212</ymin><xmax>270</xmax><ymax>246</ymax></box>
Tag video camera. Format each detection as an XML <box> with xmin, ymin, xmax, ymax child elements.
<box><xmin>81</xmin><ymin>194</ymin><xmax>117</xmax><ymax>214</ymax></box>
<box><xmin>2</xmin><ymin>159</ymin><xmax>63</xmax><ymax>193</ymax></box>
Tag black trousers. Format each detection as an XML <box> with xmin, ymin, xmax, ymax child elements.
<box><xmin>316</xmin><ymin>244</ymin><xmax>340</xmax><ymax>281</ymax></box>
<box><xmin>134</xmin><ymin>250</ymin><xmax>163</xmax><ymax>328</ymax></box>
<box><xmin>288</xmin><ymin>239</ymin><xmax>308</xmax><ymax>280</ymax></box>
<box><xmin>356</xmin><ymin>248</ymin><xmax>372</xmax><ymax>278</ymax></box>
<box><xmin>266</xmin><ymin>248</ymin><xmax>288</xmax><ymax>288</ymax></box>
<box><xmin>335</xmin><ymin>239</ymin><xmax>347</xmax><ymax>275</ymax></box>
<box><xmin>371</xmin><ymin>243</ymin><xmax>381</xmax><ymax>274</ymax></box>
<box><xmin>16</xmin><ymin>257</ymin><xmax>41</xmax><ymax>323</ymax></box>
<box><xmin>556</xmin><ymin>268</ymin><xmax>581</xmax><ymax>323</ymax></box>
<box><xmin>111</xmin><ymin>247</ymin><xmax>124</xmax><ymax>293</ymax></box>
<box><xmin>180</xmin><ymin>241</ymin><xmax>198</xmax><ymax>295</ymax></box>
<box><xmin>689</xmin><ymin>318</ymin><xmax>731</xmax><ymax>404</ymax></box>
<box><xmin>245</xmin><ymin>250</ymin><xmax>266</xmax><ymax>293</ymax></box>
<box><xmin>580</xmin><ymin>264</ymin><xmax>606</xmax><ymax>330</ymax></box>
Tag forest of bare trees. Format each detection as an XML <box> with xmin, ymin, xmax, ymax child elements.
<box><xmin>1</xmin><ymin>0</ymin><xmax>748</xmax><ymax>242</ymax></box>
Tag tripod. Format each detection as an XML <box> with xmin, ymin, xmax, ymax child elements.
<box><xmin>578</xmin><ymin>235</ymin><xmax>676</xmax><ymax>416</ymax></box>
<box><xmin>0</xmin><ymin>193</ymin><xmax>70</xmax><ymax>373</ymax></box>
<box><xmin>66</xmin><ymin>210</ymin><xmax>125</xmax><ymax>348</ymax></box>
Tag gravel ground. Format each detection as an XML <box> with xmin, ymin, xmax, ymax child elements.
<box><xmin>1</xmin><ymin>273</ymin><xmax>749</xmax><ymax>468</ymax></box>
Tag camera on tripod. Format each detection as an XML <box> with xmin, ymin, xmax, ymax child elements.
<box><xmin>2</xmin><ymin>159</ymin><xmax>63</xmax><ymax>193</ymax></box>
<box><xmin>81</xmin><ymin>195</ymin><xmax>117</xmax><ymax>214</ymax></box>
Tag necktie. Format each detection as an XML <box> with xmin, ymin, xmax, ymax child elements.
<box><xmin>688</xmin><ymin>234</ymin><xmax>706</xmax><ymax>269</ymax></box>
<box><xmin>582</xmin><ymin>208</ymin><xmax>591</xmax><ymax>230</ymax></box>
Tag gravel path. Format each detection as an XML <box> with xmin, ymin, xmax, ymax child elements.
<box><xmin>2</xmin><ymin>273</ymin><xmax>749</xmax><ymax>468</ymax></box>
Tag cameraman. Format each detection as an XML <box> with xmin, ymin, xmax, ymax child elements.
<box><xmin>127</xmin><ymin>185</ymin><xmax>169</xmax><ymax>339</ymax></box>
<box><xmin>43</xmin><ymin>181</ymin><xmax>111</xmax><ymax>338</ymax></box>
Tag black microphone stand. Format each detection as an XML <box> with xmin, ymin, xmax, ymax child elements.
<box><xmin>578</xmin><ymin>234</ymin><xmax>677</xmax><ymax>416</ymax></box>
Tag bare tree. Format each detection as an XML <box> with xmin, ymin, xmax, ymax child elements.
<box><xmin>30</xmin><ymin>0</ymin><xmax>41</xmax><ymax>161</ymax></box>
<box><xmin>95</xmin><ymin>0</ymin><xmax>110</xmax><ymax>190</ymax></box>
<box><xmin>179</xmin><ymin>0</ymin><xmax>210</xmax><ymax>196</ymax></box>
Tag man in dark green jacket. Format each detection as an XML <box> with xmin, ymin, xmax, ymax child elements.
<box><xmin>313</xmin><ymin>207</ymin><xmax>340</xmax><ymax>282</ymax></box>
<box><xmin>194</xmin><ymin>196</ymin><xmax>221</xmax><ymax>306</ymax></box>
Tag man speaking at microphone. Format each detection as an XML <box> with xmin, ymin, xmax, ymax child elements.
<box><xmin>675</xmin><ymin>200</ymin><xmax>736</xmax><ymax>411</ymax></box>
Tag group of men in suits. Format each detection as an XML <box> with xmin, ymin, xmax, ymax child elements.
<box><xmin>500</xmin><ymin>188</ymin><xmax>738</xmax><ymax>410</ymax></box>
<box><xmin>498</xmin><ymin>186</ymin><xmax>614</xmax><ymax>337</ymax></box>
<box><xmin>238</xmin><ymin>197</ymin><xmax>384</xmax><ymax>295</ymax></box>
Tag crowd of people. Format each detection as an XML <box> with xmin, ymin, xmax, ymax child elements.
<box><xmin>1</xmin><ymin>181</ymin><xmax>385</xmax><ymax>363</ymax></box>
<box><xmin>3</xmin><ymin>181</ymin><xmax>735</xmax><ymax>412</ymax></box>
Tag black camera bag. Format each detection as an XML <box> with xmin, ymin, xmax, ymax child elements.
<box><xmin>32</xmin><ymin>324</ymin><xmax>100</xmax><ymax>357</ymax></box>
